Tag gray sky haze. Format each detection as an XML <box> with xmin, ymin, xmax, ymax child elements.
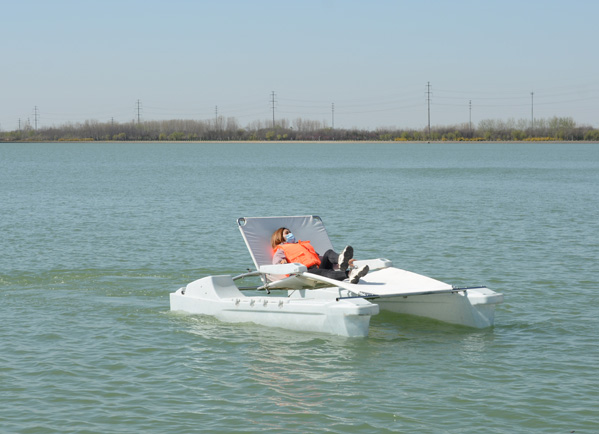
<box><xmin>2</xmin><ymin>0</ymin><xmax>598</xmax><ymax>131</ymax></box>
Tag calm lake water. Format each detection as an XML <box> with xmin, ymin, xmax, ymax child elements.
<box><xmin>1</xmin><ymin>141</ymin><xmax>598</xmax><ymax>433</ymax></box>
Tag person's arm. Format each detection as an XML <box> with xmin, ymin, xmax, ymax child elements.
<box><xmin>272</xmin><ymin>248</ymin><xmax>287</xmax><ymax>264</ymax></box>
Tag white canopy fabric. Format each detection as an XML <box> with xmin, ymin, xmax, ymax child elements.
<box><xmin>236</xmin><ymin>215</ymin><xmax>457</xmax><ymax>297</ymax></box>
<box><xmin>237</xmin><ymin>215</ymin><xmax>334</xmax><ymax>269</ymax></box>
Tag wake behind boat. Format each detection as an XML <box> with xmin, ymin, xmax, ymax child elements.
<box><xmin>170</xmin><ymin>216</ymin><xmax>504</xmax><ymax>337</ymax></box>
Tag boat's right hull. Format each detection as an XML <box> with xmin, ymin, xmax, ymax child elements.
<box><xmin>374</xmin><ymin>287</ymin><xmax>503</xmax><ymax>328</ymax></box>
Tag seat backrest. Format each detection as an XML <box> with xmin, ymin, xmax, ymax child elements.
<box><xmin>237</xmin><ymin>215</ymin><xmax>334</xmax><ymax>269</ymax></box>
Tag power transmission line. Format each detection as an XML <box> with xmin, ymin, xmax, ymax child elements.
<box><xmin>469</xmin><ymin>100</ymin><xmax>472</xmax><ymax>132</ymax></box>
<box><xmin>332</xmin><ymin>103</ymin><xmax>335</xmax><ymax>129</ymax></box>
<box><xmin>33</xmin><ymin>106</ymin><xmax>39</xmax><ymax>130</ymax></box>
<box><xmin>425</xmin><ymin>82</ymin><xmax>432</xmax><ymax>135</ymax></box>
<box><xmin>531</xmin><ymin>91</ymin><xmax>534</xmax><ymax>132</ymax></box>
<box><xmin>271</xmin><ymin>91</ymin><xmax>277</xmax><ymax>128</ymax></box>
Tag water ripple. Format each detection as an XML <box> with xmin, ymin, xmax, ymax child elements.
<box><xmin>2</xmin><ymin>142</ymin><xmax>599</xmax><ymax>433</ymax></box>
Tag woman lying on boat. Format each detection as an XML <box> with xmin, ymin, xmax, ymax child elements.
<box><xmin>270</xmin><ymin>227</ymin><xmax>369</xmax><ymax>284</ymax></box>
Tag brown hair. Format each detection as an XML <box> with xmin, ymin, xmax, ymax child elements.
<box><xmin>271</xmin><ymin>227</ymin><xmax>289</xmax><ymax>249</ymax></box>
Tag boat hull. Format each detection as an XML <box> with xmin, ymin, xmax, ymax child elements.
<box><xmin>170</xmin><ymin>275</ymin><xmax>378</xmax><ymax>337</ymax></box>
<box><xmin>373</xmin><ymin>287</ymin><xmax>503</xmax><ymax>328</ymax></box>
<box><xmin>355</xmin><ymin>268</ymin><xmax>503</xmax><ymax>328</ymax></box>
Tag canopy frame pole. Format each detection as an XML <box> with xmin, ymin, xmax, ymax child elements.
<box><xmin>335</xmin><ymin>286</ymin><xmax>487</xmax><ymax>301</ymax></box>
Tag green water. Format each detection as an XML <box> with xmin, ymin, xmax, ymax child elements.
<box><xmin>1</xmin><ymin>141</ymin><xmax>597</xmax><ymax>433</ymax></box>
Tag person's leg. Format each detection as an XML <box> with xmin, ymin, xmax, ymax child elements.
<box><xmin>337</xmin><ymin>246</ymin><xmax>353</xmax><ymax>272</ymax></box>
<box><xmin>348</xmin><ymin>265</ymin><xmax>369</xmax><ymax>284</ymax></box>
<box><xmin>319</xmin><ymin>246</ymin><xmax>353</xmax><ymax>271</ymax></box>
<box><xmin>306</xmin><ymin>267</ymin><xmax>347</xmax><ymax>281</ymax></box>
<box><xmin>319</xmin><ymin>249</ymin><xmax>339</xmax><ymax>270</ymax></box>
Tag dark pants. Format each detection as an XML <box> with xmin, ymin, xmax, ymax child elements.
<box><xmin>307</xmin><ymin>249</ymin><xmax>348</xmax><ymax>281</ymax></box>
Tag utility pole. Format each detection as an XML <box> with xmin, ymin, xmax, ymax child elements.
<box><xmin>271</xmin><ymin>91</ymin><xmax>277</xmax><ymax>128</ymax></box>
<box><xmin>18</xmin><ymin>118</ymin><xmax>21</xmax><ymax>131</ymax></box>
<box><xmin>426</xmin><ymin>82</ymin><xmax>432</xmax><ymax>136</ymax></box>
<box><xmin>332</xmin><ymin>103</ymin><xmax>335</xmax><ymax>129</ymax></box>
<box><xmin>530</xmin><ymin>92</ymin><xmax>534</xmax><ymax>133</ymax></box>
<box><xmin>136</xmin><ymin>99</ymin><xmax>142</xmax><ymax>125</ymax></box>
<box><xmin>469</xmin><ymin>100</ymin><xmax>472</xmax><ymax>132</ymax></box>
<box><xmin>33</xmin><ymin>106</ymin><xmax>39</xmax><ymax>130</ymax></box>
<box><xmin>215</xmin><ymin>105</ymin><xmax>218</xmax><ymax>130</ymax></box>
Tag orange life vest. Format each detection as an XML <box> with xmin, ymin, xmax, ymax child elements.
<box><xmin>274</xmin><ymin>240</ymin><xmax>321</xmax><ymax>268</ymax></box>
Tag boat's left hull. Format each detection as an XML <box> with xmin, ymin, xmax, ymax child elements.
<box><xmin>169</xmin><ymin>275</ymin><xmax>378</xmax><ymax>337</ymax></box>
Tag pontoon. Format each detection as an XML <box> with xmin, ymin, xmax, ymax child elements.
<box><xmin>170</xmin><ymin>216</ymin><xmax>503</xmax><ymax>337</ymax></box>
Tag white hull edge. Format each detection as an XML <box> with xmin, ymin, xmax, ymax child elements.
<box><xmin>374</xmin><ymin>288</ymin><xmax>504</xmax><ymax>328</ymax></box>
<box><xmin>169</xmin><ymin>275</ymin><xmax>378</xmax><ymax>337</ymax></box>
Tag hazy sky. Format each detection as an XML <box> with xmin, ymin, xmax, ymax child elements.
<box><xmin>2</xmin><ymin>0</ymin><xmax>598</xmax><ymax>131</ymax></box>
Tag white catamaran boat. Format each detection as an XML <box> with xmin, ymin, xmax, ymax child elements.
<box><xmin>170</xmin><ymin>216</ymin><xmax>504</xmax><ymax>337</ymax></box>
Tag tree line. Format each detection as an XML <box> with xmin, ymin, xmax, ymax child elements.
<box><xmin>2</xmin><ymin>116</ymin><xmax>598</xmax><ymax>142</ymax></box>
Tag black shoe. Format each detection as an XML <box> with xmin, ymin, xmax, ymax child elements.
<box><xmin>349</xmin><ymin>265</ymin><xmax>369</xmax><ymax>284</ymax></box>
<box><xmin>338</xmin><ymin>245</ymin><xmax>353</xmax><ymax>272</ymax></box>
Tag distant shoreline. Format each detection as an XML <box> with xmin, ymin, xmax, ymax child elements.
<box><xmin>3</xmin><ymin>114</ymin><xmax>597</xmax><ymax>143</ymax></box>
<box><xmin>2</xmin><ymin>140</ymin><xmax>599</xmax><ymax>145</ymax></box>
